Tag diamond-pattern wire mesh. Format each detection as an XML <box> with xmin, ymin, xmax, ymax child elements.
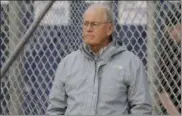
<box><xmin>151</xmin><ymin>1</ymin><xmax>181</xmax><ymax>114</ymax></box>
<box><xmin>0</xmin><ymin>1</ymin><xmax>181</xmax><ymax>115</ymax></box>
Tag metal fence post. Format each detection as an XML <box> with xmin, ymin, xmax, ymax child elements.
<box><xmin>0</xmin><ymin>0</ymin><xmax>55</xmax><ymax>79</ymax></box>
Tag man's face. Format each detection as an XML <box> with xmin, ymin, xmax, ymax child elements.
<box><xmin>82</xmin><ymin>8</ymin><xmax>113</xmax><ymax>46</ymax></box>
<box><xmin>170</xmin><ymin>24</ymin><xmax>181</xmax><ymax>43</ymax></box>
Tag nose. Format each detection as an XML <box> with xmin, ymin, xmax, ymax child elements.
<box><xmin>86</xmin><ymin>24</ymin><xmax>93</xmax><ymax>31</ymax></box>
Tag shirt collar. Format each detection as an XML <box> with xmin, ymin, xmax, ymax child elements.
<box><xmin>87</xmin><ymin>42</ymin><xmax>112</xmax><ymax>59</ymax></box>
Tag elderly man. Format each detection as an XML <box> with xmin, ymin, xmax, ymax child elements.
<box><xmin>46</xmin><ymin>3</ymin><xmax>152</xmax><ymax>115</ymax></box>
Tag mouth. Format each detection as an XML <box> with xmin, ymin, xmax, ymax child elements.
<box><xmin>84</xmin><ymin>35</ymin><xmax>94</xmax><ymax>39</ymax></box>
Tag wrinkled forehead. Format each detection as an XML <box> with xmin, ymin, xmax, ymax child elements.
<box><xmin>83</xmin><ymin>5</ymin><xmax>107</xmax><ymax>21</ymax></box>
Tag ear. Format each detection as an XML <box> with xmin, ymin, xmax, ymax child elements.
<box><xmin>107</xmin><ymin>23</ymin><xmax>114</xmax><ymax>36</ymax></box>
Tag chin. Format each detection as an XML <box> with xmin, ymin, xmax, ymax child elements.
<box><xmin>84</xmin><ymin>39</ymin><xmax>97</xmax><ymax>45</ymax></box>
<box><xmin>86</xmin><ymin>42</ymin><xmax>100</xmax><ymax>47</ymax></box>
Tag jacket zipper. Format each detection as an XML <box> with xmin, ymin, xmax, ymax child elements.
<box><xmin>93</xmin><ymin>59</ymin><xmax>98</xmax><ymax>114</ymax></box>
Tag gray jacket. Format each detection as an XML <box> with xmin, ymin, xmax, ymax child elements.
<box><xmin>46</xmin><ymin>39</ymin><xmax>152</xmax><ymax>115</ymax></box>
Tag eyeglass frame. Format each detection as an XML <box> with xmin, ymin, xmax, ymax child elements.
<box><xmin>82</xmin><ymin>21</ymin><xmax>112</xmax><ymax>29</ymax></box>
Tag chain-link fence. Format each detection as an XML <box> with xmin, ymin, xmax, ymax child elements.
<box><xmin>1</xmin><ymin>1</ymin><xmax>181</xmax><ymax>115</ymax></box>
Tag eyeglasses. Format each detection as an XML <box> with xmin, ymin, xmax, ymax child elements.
<box><xmin>83</xmin><ymin>21</ymin><xmax>111</xmax><ymax>29</ymax></box>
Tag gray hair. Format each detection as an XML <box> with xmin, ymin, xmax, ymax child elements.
<box><xmin>87</xmin><ymin>3</ymin><xmax>114</xmax><ymax>24</ymax></box>
<box><xmin>103</xmin><ymin>4</ymin><xmax>114</xmax><ymax>24</ymax></box>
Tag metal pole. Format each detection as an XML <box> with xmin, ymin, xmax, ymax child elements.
<box><xmin>146</xmin><ymin>1</ymin><xmax>156</xmax><ymax>113</ymax></box>
<box><xmin>8</xmin><ymin>1</ymin><xmax>23</xmax><ymax>114</ymax></box>
<box><xmin>0</xmin><ymin>0</ymin><xmax>55</xmax><ymax>79</ymax></box>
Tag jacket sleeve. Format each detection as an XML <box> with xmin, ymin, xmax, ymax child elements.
<box><xmin>46</xmin><ymin>58</ymin><xmax>67</xmax><ymax>115</ymax></box>
<box><xmin>128</xmin><ymin>55</ymin><xmax>153</xmax><ymax>114</ymax></box>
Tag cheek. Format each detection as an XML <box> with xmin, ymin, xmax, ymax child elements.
<box><xmin>95</xmin><ymin>29</ymin><xmax>107</xmax><ymax>38</ymax></box>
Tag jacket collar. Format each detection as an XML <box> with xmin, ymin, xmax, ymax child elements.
<box><xmin>80</xmin><ymin>36</ymin><xmax>127</xmax><ymax>62</ymax></box>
